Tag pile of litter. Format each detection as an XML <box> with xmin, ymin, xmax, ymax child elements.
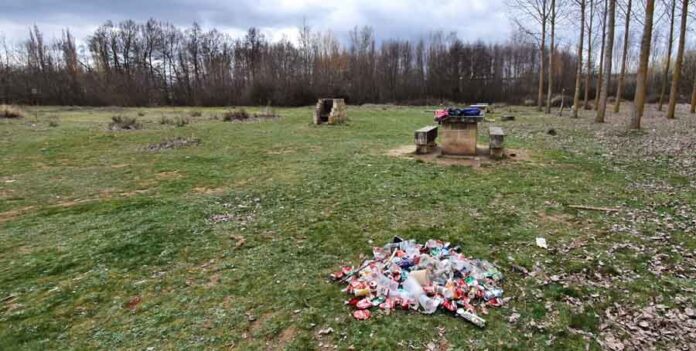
<box><xmin>331</xmin><ymin>238</ymin><xmax>505</xmax><ymax>327</ymax></box>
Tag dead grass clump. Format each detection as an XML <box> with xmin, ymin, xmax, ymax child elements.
<box><xmin>254</xmin><ymin>103</ymin><xmax>280</xmax><ymax>119</ymax></box>
<box><xmin>159</xmin><ymin>116</ymin><xmax>190</xmax><ymax>127</ymax></box>
<box><xmin>109</xmin><ymin>115</ymin><xmax>142</xmax><ymax>130</ymax></box>
<box><xmin>223</xmin><ymin>109</ymin><xmax>250</xmax><ymax>121</ymax></box>
<box><xmin>1</xmin><ymin>104</ymin><xmax>26</xmax><ymax>119</ymax></box>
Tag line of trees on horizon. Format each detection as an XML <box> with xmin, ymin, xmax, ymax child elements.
<box><xmin>0</xmin><ymin>2</ymin><xmax>694</xmax><ymax>122</ymax></box>
<box><xmin>0</xmin><ymin>19</ymin><xmax>585</xmax><ymax>107</ymax></box>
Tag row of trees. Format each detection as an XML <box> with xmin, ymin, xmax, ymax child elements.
<box><xmin>510</xmin><ymin>0</ymin><xmax>696</xmax><ymax>129</ymax></box>
<box><xmin>0</xmin><ymin>3</ymin><xmax>695</xmax><ymax>127</ymax></box>
<box><xmin>0</xmin><ymin>21</ymin><xmax>580</xmax><ymax>107</ymax></box>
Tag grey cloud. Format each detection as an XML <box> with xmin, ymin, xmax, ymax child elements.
<box><xmin>0</xmin><ymin>0</ymin><xmax>512</xmax><ymax>43</ymax></box>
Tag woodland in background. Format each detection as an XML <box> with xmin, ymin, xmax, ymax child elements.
<box><xmin>0</xmin><ymin>0</ymin><xmax>694</xmax><ymax>108</ymax></box>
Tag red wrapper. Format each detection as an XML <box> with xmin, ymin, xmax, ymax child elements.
<box><xmin>353</xmin><ymin>310</ymin><xmax>371</xmax><ymax>320</ymax></box>
<box><xmin>379</xmin><ymin>298</ymin><xmax>395</xmax><ymax>310</ymax></box>
<box><xmin>442</xmin><ymin>299</ymin><xmax>457</xmax><ymax>312</ymax></box>
<box><xmin>346</xmin><ymin>297</ymin><xmax>361</xmax><ymax>306</ymax></box>
<box><xmin>356</xmin><ymin>299</ymin><xmax>373</xmax><ymax>310</ymax></box>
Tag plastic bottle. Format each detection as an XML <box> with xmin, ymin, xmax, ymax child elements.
<box><xmin>366</xmin><ymin>271</ymin><xmax>399</xmax><ymax>296</ymax></box>
<box><xmin>403</xmin><ymin>276</ymin><xmax>440</xmax><ymax>314</ymax></box>
<box><xmin>456</xmin><ymin>308</ymin><xmax>486</xmax><ymax>328</ymax></box>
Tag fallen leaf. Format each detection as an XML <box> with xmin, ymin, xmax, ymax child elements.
<box><xmin>125</xmin><ymin>296</ymin><xmax>142</xmax><ymax>311</ymax></box>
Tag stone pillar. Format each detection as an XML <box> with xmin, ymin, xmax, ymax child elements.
<box><xmin>440</xmin><ymin>120</ymin><xmax>478</xmax><ymax>156</ymax></box>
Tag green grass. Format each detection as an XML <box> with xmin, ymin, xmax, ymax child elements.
<box><xmin>1</xmin><ymin>105</ymin><xmax>694</xmax><ymax>350</ymax></box>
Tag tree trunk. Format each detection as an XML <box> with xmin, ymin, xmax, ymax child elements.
<box><xmin>658</xmin><ymin>0</ymin><xmax>676</xmax><ymax>111</ymax></box>
<box><xmin>595</xmin><ymin>0</ymin><xmax>608</xmax><ymax>111</ymax></box>
<box><xmin>630</xmin><ymin>0</ymin><xmax>654</xmax><ymax>129</ymax></box>
<box><xmin>545</xmin><ymin>0</ymin><xmax>556</xmax><ymax>114</ymax></box>
<box><xmin>666</xmin><ymin>0</ymin><xmax>689</xmax><ymax>119</ymax></box>
<box><xmin>538</xmin><ymin>0</ymin><xmax>547</xmax><ymax>112</ymax></box>
<box><xmin>692</xmin><ymin>73</ymin><xmax>696</xmax><ymax>114</ymax></box>
<box><xmin>596</xmin><ymin>0</ymin><xmax>615</xmax><ymax>123</ymax></box>
<box><xmin>573</xmin><ymin>0</ymin><xmax>586</xmax><ymax>118</ymax></box>
<box><xmin>584</xmin><ymin>0</ymin><xmax>595</xmax><ymax>109</ymax></box>
<box><xmin>613</xmin><ymin>0</ymin><xmax>631</xmax><ymax>113</ymax></box>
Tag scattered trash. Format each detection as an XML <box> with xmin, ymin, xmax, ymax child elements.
<box><xmin>508</xmin><ymin>312</ymin><xmax>521</xmax><ymax>324</ymax></box>
<box><xmin>332</xmin><ymin>237</ymin><xmax>505</xmax><ymax>327</ymax></box>
<box><xmin>353</xmin><ymin>310</ymin><xmax>371</xmax><ymax>320</ymax></box>
<box><xmin>535</xmin><ymin>237</ymin><xmax>548</xmax><ymax>249</ymax></box>
<box><xmin>317</xmin><ymin>327</ymin><xmax>334</xmax><ymax>335</ymax></box>
<box><xmin>457</xmin><ymin>308</ymin><xmax>486</xmax><ymax>328</ymax></box>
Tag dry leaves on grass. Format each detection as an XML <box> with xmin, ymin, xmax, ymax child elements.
<box><xmin>125</xmin><ymin>296</ymin><xmax>142</xmax><ymax>311</ymax></box>
<box><xmin>600</xmin><ymin>303</ymin><xmax>696</xmax><ymax>351</ymax></box>
<box><xmin>145</xmin><ymin>137</ymin><xmax>201</xmax><ymax>152</ymax></box>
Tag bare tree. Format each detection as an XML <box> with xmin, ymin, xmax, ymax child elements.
<box><xmin>665</xmin><ymin>0</ymin><xmax>689</xmax><ymax>119</ymax></box>
<box><xmin>596</xmin><ymin>0</ymin><xmax>616</xmax><ymax>122</ymax></box>
<box><xmin>584</xmin><ymin>0</ymin><xmax>596</xmax><ymax>109</ymax></box>
<box><xmin>630</xmin><ymin>0</ymin><xmax>655</xmax><ymax>129</ymax></box>
<box><xmin>573</xmin><ymin>0</ymin><xmax>587</xmax><ymax>118</ymax></box>
<box><xmin>658</xmin><ymin>0</ymin><xmax>677</xmax><ymax>111</ymax></box>
<box><xmin>509</xmin><ymin>0</ymin><xmax>550</xmax><ymax>112</ymax></box>
<box><xmin>613</xmin><ymin>0</ymin><xmax>632</xmax><ymax>112</ymax></box>
<box><xmin>546</xmin><ymin>0</ymin><xmax>557</xmax><ymax>114</ymax></box>
<box><xmin>692</xmin><ymin>68</ymin><xmax>696</xmax><ymax>113</ymax></box>
<box><xmin>595</xmin><ymin>0</ymin><xmax>609</xmax><ymax>111</ymax></box>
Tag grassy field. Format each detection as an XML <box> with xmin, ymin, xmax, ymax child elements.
<box><xmin>1</xmin><ymin>104</ymin><xmax>695</xmax><ymax>350</ymax></box>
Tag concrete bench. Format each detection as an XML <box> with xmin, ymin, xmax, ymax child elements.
<box><xmin>414</xmin><ymin>125</ymin><xmax>438</xmax><ymax>154</ymax></box>
<box><xmin>489</xmin><ymin>127</ymin><xmax>505</xmax><ymax>159</ymax></box>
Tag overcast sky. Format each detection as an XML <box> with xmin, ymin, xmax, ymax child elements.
<box><xmin>0</xmin><ymin>0</ymin><xmax>512</xmax><ymax>45</ymax></box>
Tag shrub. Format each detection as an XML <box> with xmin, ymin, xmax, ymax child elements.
<box><xmin>255</xmin><ymin>102</ymin><xmax>279</xmax><ymax>119</ymax></box>
<box><xmin>109</xmin><ymin>115</ymin><xmax>142</xmax><ymax>130</ymax></box>
<box><xmin>223</xmin><ymin>109</ymin><xmax>250</xmax><ymax>121</ymax></box>
<box><xmin>1</xmin><ymin>104</ymin><xmax>26</xmax><ymax>119</ymax></box>
<box><xmin>190</xmin><ymin>111</ymin><xmax>202</xmax><ymax>117</ymax></box>
<box><xmin>160</xmin><ymin>116</ymin><xmax>190</xmax><ymax>127</ymax></box>
<box><xmin>174</xmin><ymin>117</ymin><xmax>190</xmax><ymax>127</ymax></box>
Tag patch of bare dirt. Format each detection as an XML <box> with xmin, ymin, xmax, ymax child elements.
<box><xmin>145</xmin><ymin>137</ymin><xmax>200</xmax><ymax>152</ymax></box>
<box><xmin>387</xmin><ymin>145</ymin><xmax>531</xmax><ymax>168</ymax></box>
<box><xmin>248</xmin><ymin>311</ymin><xmax>277</xmax><ymax>335</ymax></box>
<box><xmin>156</xmin><ymin>171</ymin><xmax>182</xmax><ymax>180</ymax></box>
<box><xmin>193</xmin><ymin>187</ymin><xmax>228</xmax><ymax>195</ymax></box>
<box><xmin>0</xmin><ymin>206</ymin><xmax>36</xmax><ymax>224</ymax></box>
<box><xmin>269</xmin><ymin>326</ymin><xmax>299</xmax><ymax>351</ymax></box>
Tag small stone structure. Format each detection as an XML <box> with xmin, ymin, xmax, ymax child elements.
<box><xmin>488</xmin><ymin>127</ymin><xmax>505</xmax><ymax>159</ymax></box>
<box><xmin>313</xmin><ymin>98</ymin><xmax>347</xmax><ymax>125</ymax></box>
<box><xmin>414</xmin><ymin>126</ymin><xmax>438</xmax><ymax>154</ymax></box>
<box><xmin>440</xmin><ymin>119</ymin><xmax>479</xmax><ymax>156</ymax></box>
